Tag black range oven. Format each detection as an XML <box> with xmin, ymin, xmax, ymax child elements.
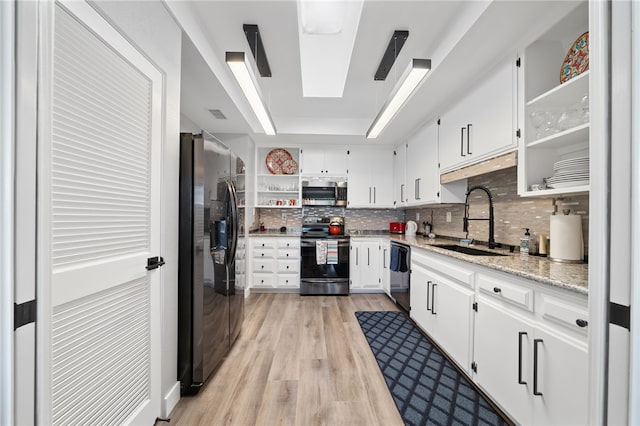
<box><xmin>300</xmin><ymin>217</ymin><xmax>350</xmax><ymax>295</ymax></box>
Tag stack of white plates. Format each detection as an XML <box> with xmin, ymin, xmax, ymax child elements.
<box><xmin>546</xmin><ymin>157</ymin><xmax>589</xmax><ymax>189</ymax></box>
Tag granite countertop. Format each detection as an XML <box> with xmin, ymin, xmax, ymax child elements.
<box><xmin>248</xmin><ymin>229</ymin><xmax>301</xmax><ymax>237</ymax></box>
<box><xmin>390</xmin><ymin>235</ymin><xmax>588</xmax><ymax>296</ymax></box>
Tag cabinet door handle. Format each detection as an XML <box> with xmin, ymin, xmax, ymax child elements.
<box><xmin>369</xmin><ymin>187</ymin><xmax>372</xmax><ymax>203</ymax></box>
<box><xmin>373</xmin><ymin>187</ymin><xmax>376</xmax><ymax>204</ymax></box>
<box><xmin>415</xmin><ymin>178</ymin><xmax>421</xmax><ymax>200</ymax></box>
<box><xmin>356</xmin><ymin>247</ymin><xmax>359</xmax><ymax>266</ymax></box>
<box><xmin>533</xmin><ymin>338</ymin><xmax>543</xmax><ymax>396</ymax></box>
<box><xmin>426</xmin><ymin>281</ymin><xmax>432</xmax><ymax>311</ymax></box>
<box><xmin>400</xmin><ymin>184</ymin><xmax>405</xmax><ymax>203</ymax></box>
<box><xmin>367</xmin><ymin>248</ymin><xmax>370</xmax><ymax>266</ymax></box>
<box><xmin>493</xmin><ymin>287</ymin><xmax>501</xmax><ymax>293</ymax></box>
<box><xmin>460</xmin><ymin>127</ymin><xmax>466</xmax><ymax>157</ymax></box>
<box><xmin>383</xmin><ymin>249</ymin><xmax>387</xmax><ymax>268</ymax></box>
<box><xmin>467</xmin><ymin>124</ymin><xmax>473</xmax><ymax>155</ymax></box>
<box><xmin>576</xmin><ymin>319</ymin><xmax>588</xmax><ymax>328</ymax></box>
<box><xmin>431</xmin><ymin>283</ymin><xmax>437</xmax><ymax>315</ymax></box>
<box><xmin>518</xmin><ymin>332</ymin><xmax>527</xmax><ymax>385</ymax></box>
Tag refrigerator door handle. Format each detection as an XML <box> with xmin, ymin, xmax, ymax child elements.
<box><xmin>226</xmin><ymin>180</ymin><xmax>239</xmax><ymax>266</ymax></box>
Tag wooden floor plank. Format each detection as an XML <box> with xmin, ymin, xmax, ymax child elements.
<box><xmin>167</xmin><ymin>293</ymin><xmax>402</xmax><ymax>426</ymax></box>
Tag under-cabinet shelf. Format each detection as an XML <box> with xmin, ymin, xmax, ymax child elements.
<box><xmin>519</xmin><ymin>185</ymin><xmax>590</xmax><ymax>198</ymax></box>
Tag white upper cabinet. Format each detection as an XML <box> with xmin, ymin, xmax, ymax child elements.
<box><xmin>393</xmin><ymin>143</ymin><xmax>408</xmax><ymax>208</ymax></box>
<box><xmin>406</xmin><ymin>120</ymin><xmax>440</xmax><ymax>205</ymax></box>
<box><xmin>300</xmin><ymin>147</ymin><xmax>348</xmax><ymax>177</ymax></box>
<box><xmin>517</xmin><ymin>1</ymin><xmax>589</xmax><ymax>197</ymax></box>
<box><xmin>439</xmin><ymin>57</ymin><xmax>517</xmax><ymax>172</ymax></box>
<box><xmin>347</xmin><ymin>147</ymin><xmax>394</xmax><ymax>208</ymax></box>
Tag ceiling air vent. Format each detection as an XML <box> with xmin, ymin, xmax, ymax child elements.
<box><xmin>208</xmin><ymin>109</ymin><xmax>227</xmax><ymax>120</ymax></box>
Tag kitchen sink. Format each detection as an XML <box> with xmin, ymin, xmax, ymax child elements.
<box><xmin>433</xmin><ymin>244</ymin><xmax>507</xmax><ymax>256</ymax></box>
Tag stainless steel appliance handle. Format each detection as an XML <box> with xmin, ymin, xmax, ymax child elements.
<box><xmin>226</xmin><ymin>180</ymin><xmax>239</xmax><ymax>265</ymax></box>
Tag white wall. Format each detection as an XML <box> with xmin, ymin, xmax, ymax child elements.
<box><xmin>91</xmin><ymin>1</ymin><xmax>182</xmax><ymax>416</ymax></box>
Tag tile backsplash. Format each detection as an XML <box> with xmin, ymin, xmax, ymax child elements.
<box><xmin>407</xmin><ymin>167</ymin><xmax>589</xmax><ymax>254</ymax></box>
<box><xmin>255</xmin><ymin>167</ymin><xmax>589</xmax><ymax>255</ymax></box>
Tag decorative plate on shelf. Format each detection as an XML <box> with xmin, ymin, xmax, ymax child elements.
<box><xmin>560</xmin><ymin>31</ymin><xmax>589</xmax><ymax>84</ymax></box>
<box><xmin>281</xmin><ymin>159</ymin><xmax>298</xmax><ymax>175</ymax></box>
<box><xmin>265</xmin><ymin>148</ymin><xmax>293</xmax><ymax>174</ymax></box>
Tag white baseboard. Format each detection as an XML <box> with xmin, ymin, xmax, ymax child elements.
<box><xmin>162</xmin><ymin>381</ymin><xmax>180</xmax><ymax>418</ymax></box>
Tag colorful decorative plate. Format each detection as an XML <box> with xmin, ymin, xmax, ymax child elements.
<box><xmin>281</xmin><ymin>159</ymin><xmax>298</xmax><ymax>175</ymax></box>
<box><xmin>560</xmin><ymin>31</ymin><xmax>589</xmax><ymax>84</ymax></box>
<box><xmin>265</xmin><ymin>148</ymin><xmax>293</xmax><ymax>175</ymax></box>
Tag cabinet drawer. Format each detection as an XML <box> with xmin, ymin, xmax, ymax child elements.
<box><xmin>540</xmin><ymin>294</ymin><xmax>589</xmax><ymax>337</ymax></box>
<box><xmin>477</xmin><ymin>274</ymin><xmax>533</xmax><ymax>312</ymax></box>
<box><xmin>253</xmin><ymin>249</ymin><xmax>275</xmax><ymax>259</ymax></box>
<box><xmin>277</xmin><ymin>248</ymin><xmax>300</xmax><ymax>259</ymax></box>
<box><xmin>413</xmin><ymin>250</ymin><xmax>474</xmax><ymax>288</ymax></box>
<box><xmin>277</xmin><ymin>239</ymin><xmax>299</xmax><ymax>250</ymax></box>
<box><xmin>253</xmin><ymin>274</ymin><xmax>276</xmax><ymax>288</ymax></box>
<box><xmin>277</xmin><ymin>260</ymin><xmax>299</xmax><ymax>273</ymax></box>
<box><xmin>253</xmin><ymin>259</ymin><xmax>276</xmax><ymax>273</ymax></box>
<box><xmin>251</xmin><ymin>239</ymin><xmax>277</xmax><ymax>250</ymax></box>
<box><xmin>278</xmin><ymin>275</ymin><xmax>299</xmax><ymax>287</ymax></box>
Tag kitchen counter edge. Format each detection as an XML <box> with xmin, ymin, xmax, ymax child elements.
<box><xmin>391</xmin><ymin>235</ymin><xmax>588</xmax><ymax>296</ymax></box>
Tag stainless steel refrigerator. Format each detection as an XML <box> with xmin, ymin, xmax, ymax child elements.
<box><xmin>178</xmin><ymin>133</ymin><xmax>244</xmax><ymax>394</ymax></box>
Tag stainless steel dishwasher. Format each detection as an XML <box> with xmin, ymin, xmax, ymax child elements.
<box><xmin>390</xmin><ymin>241</ymin><xmax>410</xmax><ymax>312</ymax></box>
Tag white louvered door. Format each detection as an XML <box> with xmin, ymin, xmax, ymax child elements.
<box><xmin>37</xmin><ymin>1</ymin><xmax>163</xmax><ymax>425</ymax></box>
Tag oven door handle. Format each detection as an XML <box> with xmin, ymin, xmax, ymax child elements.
<box><xmin>301</xmin><ymin>239</ymin><xmax>350</xmax><ymax>247</ymax></box>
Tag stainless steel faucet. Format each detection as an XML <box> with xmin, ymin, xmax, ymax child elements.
<box><xmin>463</xmin><ymin>185</ymin><xmax>496</xmax><ymax>249</ymax></box>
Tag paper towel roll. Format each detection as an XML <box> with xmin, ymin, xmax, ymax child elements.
<box><xmin>550</xmin><ymin>214</ymin><xmax>584</xmax><ymax>263</ymax></box>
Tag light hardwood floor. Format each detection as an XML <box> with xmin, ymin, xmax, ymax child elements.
<box><xmin>165</xmin><ymin>293</ymin><xmax>404</xmax><ymax>426</ymax></box>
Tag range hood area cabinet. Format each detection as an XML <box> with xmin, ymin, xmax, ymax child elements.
<box><xmin>517</xmin><ymin>1</ymin><xmax>589</xmax><ymax>198</ymax></box>
<box><xmin>394</xmin><ymin>118</ymin><xmax>467</xmax><ymax>208</ymax></box>
<box><xmin>438</xmin><ymin>56</ymin><xmax>517</xmax><ymax>172</ymax></box>
<box><xmin>300</xmin><ymin>147</ymin><xmax>348</xmax><ymax>176</ymax></box>
<box><xmin>347</xmin><ymin>147</ymin><xmax>394</xmax><ymax>208</ymax></box>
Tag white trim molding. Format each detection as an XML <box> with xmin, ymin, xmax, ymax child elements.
<box><xmin>0</xmin><ymin>1</ymin><xmax>15</xmax><ymax>424</ymax></box>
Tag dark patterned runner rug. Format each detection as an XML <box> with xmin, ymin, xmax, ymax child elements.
<box><xmin>355</xmin><ymin>311</ymin><xmax>509</xmax><ymax>426</ymax></box>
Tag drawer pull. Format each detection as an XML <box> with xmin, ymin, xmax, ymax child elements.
<box><xmin>287</xmin><ymin>243</ymin><xmax>290</xmax><ymax>247</ymax></box>
<box><xmin>533</xmin><ymin>339</ymin><xmax>543</xmax><ymax>396</ymax></box>
<box><xmin>286</xmin><ymin>265</ymin><xmax>289</xmax><ymax>269</ymax></box>
<box><xmin>493</xmin><ymin>287</ymin><xmax>502</xmax><ymax>293</ymax></box>
<box><xmin>261</xmin><ymin>253</ymin><xmax>264</xmax><ymax>257</ymax></box>
<box><xmin>262</xmin><ymin>243</ymin><xmax>265</xmax><ymax>247</ymax></box>
<box><xmin>286</xmin><ymin>253</ymin><xmax>289</xmax><ymax>257</ymax></box>
<box><xmin>576</xmin><ymin>319</ymin><xmax>588</xmax><ymax>328</ymax></box>
<box><xmin>261</xmin><ymin>265</ymin><xmax>264</xmax><ymax>269</ymax></box>
<box><xmin>518</xmin><ymin>332</ymin><xmax>527</xmax><ymax>385</ymax></box>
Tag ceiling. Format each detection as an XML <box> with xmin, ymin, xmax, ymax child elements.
<box><xmin>174</xmin><ymin>1</ymin><xmax>582</xmax><ymax>147</ymax></box>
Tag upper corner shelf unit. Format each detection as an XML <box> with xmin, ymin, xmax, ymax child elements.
<box><xmin>255</xmin><ymin>147</ymin><xmax>302</xmax><ymax>208</ymax></box>
<box><xmin>518</xmin><ymin>1</ymin><xmax>590</xmax><ymax>198</ymax></box>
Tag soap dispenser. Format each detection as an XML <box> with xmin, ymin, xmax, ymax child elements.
<box><xmin>520</xmin><ymin>228</ymin><xmax>531</xmax><ymax>254</ymax></box>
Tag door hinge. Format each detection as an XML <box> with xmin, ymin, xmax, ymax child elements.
<box><xmin>473</xmin><ymin>302</ymin><xmax>478</xmax><ymax>312</ymax></box>
<box><xmin>14</xmin><ymin>299</ymin><xmax>37</xmax><ymax>330</ymax></box>
<box><xmin>516</xmin><ymin>129</ymin><xmax>521</xmax><ymax>138</ymax></box>
<box><xmin>610</xmin><ymin>302</ymin><xmax>631</xmax><ymax>330</ymax></box>
<box><xmin>471</xmin><ymin>362</ymin><xmax>478</xmax><ymax>373</ymax></box>
<box><xmin>146</xmin><ymin>256</ymin><xmax>166</xmax><ymax>271</ymax></box>
<box><xmin>516</xmin><ymin>57</ymin><xmax>521</xmax><ymax>67</ymax></box>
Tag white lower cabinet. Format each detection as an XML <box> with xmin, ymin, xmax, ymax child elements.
<box><xmin>409</xmin><ymin>247</ymin><xmax>588</xmax><ymax>424</ymax></box>
<box><xmin>410</xmin><ymin>250</ymin><xmax>475</xmax><ymax>373</ymax></box>
<box><xmin>350</xmin><ymin>238</ymin><xmax>388</xmax><ymax>291</ymax></box>
<box><xmin>249</xmin><ymin>237</ymin><xmax>300</xmax><ymax>290</ymax></box>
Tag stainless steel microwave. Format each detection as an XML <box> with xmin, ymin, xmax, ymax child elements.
<box><xmin>302</xmin><ymin>179</ymin><xmax>347</xmax><ymax>206</ymax></box>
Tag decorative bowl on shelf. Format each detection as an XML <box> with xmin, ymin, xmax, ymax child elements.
<box><xmin>281</xmin><ymin>159</ymin><xmax>298</xmax><ymax>175</ymax></box>
<box><xmin>265</xmin><ymin>148</ymin><xmax>293</xmax><ymax>175</ymax></box>
<box><xmin>560</xmin><ymin>31</ymin><xmax>589</xmax><ymax>84</ymax></box>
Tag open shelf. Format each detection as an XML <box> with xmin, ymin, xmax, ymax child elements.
<box><xmin>527</xmin><ymin>123</ymin><xmax>589</xmax><ymax>149</ymax></box>
<box><xmin>519</xmin><ymin>185</ymin><xmax>590</xmax><ymax>198</ymax></box>
<box><xmin>526</xmin><ymin>71</ymin><xmax>589</xmax><ymax>109</ymax></box>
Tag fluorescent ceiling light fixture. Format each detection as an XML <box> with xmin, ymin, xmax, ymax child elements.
<box><xmin>296</xmin><ymin>0</ymin><xmax>363</xmax><ymax>97</ymax></box>
<box><xmin>299</xmin><ymin>0</ymin><xmax>345</xmax><ymax>35</ymax></box>
<box><xmin>226</xmin><ymin>51</ymin><xmax>276</xmax><ymax>136</ymax></box>
<box><xmin>366</xmin><ymin>59</ymin><xmax>432</xmax><ymax>139</ymax></box>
